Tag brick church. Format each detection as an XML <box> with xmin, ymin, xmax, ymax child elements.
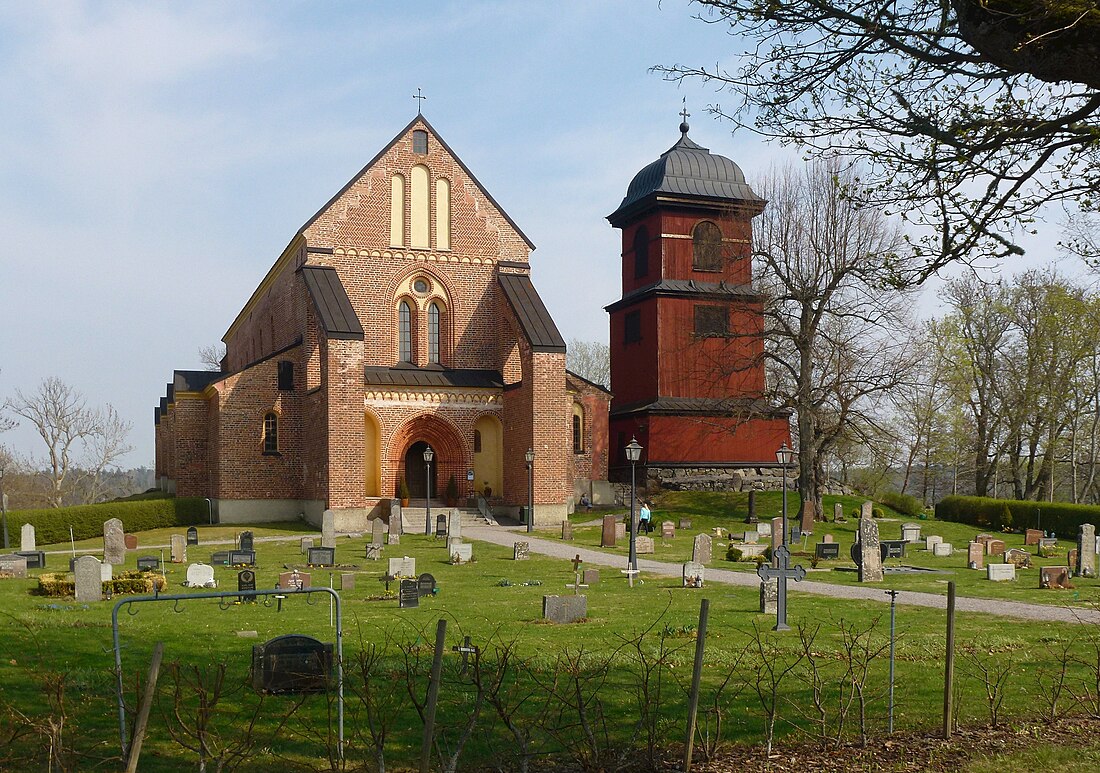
<box><xmin>154</xmin><ymin>115</ymin><xmax>610</xmax><ymax>529</ymax></box>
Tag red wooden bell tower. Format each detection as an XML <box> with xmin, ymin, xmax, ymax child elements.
<box><xmin>605</xmin><ymin>120</ymin><xmax>790</xmax><ymax>477</ymax></box>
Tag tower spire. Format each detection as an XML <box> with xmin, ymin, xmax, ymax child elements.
<box><xmin>679</xmin><ymin>97</ymin><xmax>690</xmax><ymax>134</ymax></box>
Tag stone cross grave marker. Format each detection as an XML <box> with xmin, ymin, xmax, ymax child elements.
<box><xmin>186</xmin><ymin>526</ymin><xmax>199</xmax><ymax>546</ymax></box>
<box><xmin>513</xmin><ymin>541</ymin><xmax>530</xmax><ymax>560</ymax></box>
<box><xmin>600</xmin><ymin>515</ymin><xmax>617</xmax><ymax>547</ymax></box>
<box><xmin>321</xmin><ymin>510</ymin><xmax>336</xmax><ymax>549</ymax></box>
<box><xmin>103</xmin><ymin>518</ymin><xmax>125</xmax><ymax>565</ymax></box>
<box><xmin>20</xmin><ymin>523</ymin><xmax>35</xmax><ymax>552</ymax></box>
<box><xmin>756</xmin><ymin>545</ymin><xmax>805</xmax><ymax>630</ymax></box>
<box><xmin>371</xmin><ymin>518</ymin><xmax>384</xmax><ymax>548</ymax></box>
<box><xmin>239</xmin><ymin>530</ymin><xmax>254</xmax><ymax>552</ymax></box>
<box><xmin>661</xmin><ymin>521</ymin><xmax>675</xmax><ymax>539</ymax></box>
<box><xmin>448</xmin><ymin>510</ymin><xmax>463</xmax><ymax>540</ymax></box>
<box><xmin>856</xmin><ymin>518</ymin><xmax>884</xmax><ymax>582</ymax></box>
<box><xmin>0</xmin><ymin>553</ymin><xmax>28</xmax><ymax>579</ymax></box>
<box><xmin>452</xmin><ymin>635</ymin><xmax>479</xmax><ymax>674</ymax></box>
<box><xmin>74</xmin><ymin>555</ymin><xmax>102</xmax><ymax>602</ymax></box>
<box><xmin>692</xmin><ymin>533</ymin><xmax>712</xmax><ymax>564</ymax></box>
<box><xmin>568</xmin><ymin>554</ymin><xmax>587</xmax><ymax>594</ymax></box>
<box><xmin>561</xmin><ymin>520</ymin><xmax>574</xmax><ymax>540</ymax></box>
<box><xmin>170</xmin><ymin>534</ymin><xmax>186</xmax><ymax>564</ymax></box>
<box><xmin>683</xmin><ymin>561</ymin><xmax>705</xmax><ymax>588</ymax></box>
<box><xmin>186</xmin><ymin>563</ymin><xmax>216</xmax><ymax>588</ymax></box>
<box><xmin>1077</xmin><ymin>523</ymin><xmax>1096</xmax><ymax>577</ymax></box>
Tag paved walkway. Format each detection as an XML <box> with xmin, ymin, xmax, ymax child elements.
<box><xmin>466</xmin><ymin>525</ymin><xmax>1100</xmax><ymax>625</ymax></box>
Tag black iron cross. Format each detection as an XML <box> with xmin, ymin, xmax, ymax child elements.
<box><xmin>571</xmin><ymin>554</ymin><xmax>583</xmax><ymax>572</ymax></box>
<box><xmin>451</xmin><ymin>635</ymin><xmax>478</xmax><ymax>674</ymax></box>
<box><xmin>680</xmin><ymin>97</ymin><xmax>690</xmax><ymax>124</ymax></box>
<box><xmin>413</xmin><ymin>88</ymin><xmax>427</xmax><ymax>113</ymax></box>
<box><xmin>756</xmin><ymin>545</ymin><xmax>806</xmax><ymax>631</ymax></box>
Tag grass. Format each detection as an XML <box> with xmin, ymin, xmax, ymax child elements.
<box><xmin>1</xmin><ymin>491</ymin><xmax>1099</xmax><ymax>770</ymax></box>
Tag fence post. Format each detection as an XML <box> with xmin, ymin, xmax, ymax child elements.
<box><xmin>125</xmin><ymin>641</ymin><xmax>165</xmax><ymax>773</ymax></box>
<box><xmin>942</xmin><ymin>581</ymin><xmax>955</xmax><ymax>738</ymax></box>
<box><xmin>682</xmin><ymin>598</ymin><xmax>709</xmax><ymax>772</ymax></box>
<box><xmin>420</xmin><ymin>619</ymin><xmax>447</xmax><ymax>773</ymax></box>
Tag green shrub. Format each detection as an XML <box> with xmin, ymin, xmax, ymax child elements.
<box><xmin>871</xmin><ymin>507</ymin><xmax>884</xmax><ymax>519</ymax></box>
<box><xmin>936</xmin><ymin>495</ymin><xmax>1100</xmax><ymax>541</ymax></box>
<box><xmin>38</xmin><ymin>570</ymin><xmax>166</xmax><ymax>597</ymax></box>
<box><xmin>5</xmin><ymin>498</ymin><xmax>207</xmax><ymax>545</ymax></box>
<box><xmin>1000</xmin><ymin>504</ymin><xmax>1014</xmax><ymax>531</ymax></box>
<box><xmin>725</xmin><ymin>545</ymin><xmax>743</xmax><ymax>562</ymax></box>
<box><xmin>880</xmin><ymin>491</ymin><xmax>923</xmax><ymax>517</ymax></box>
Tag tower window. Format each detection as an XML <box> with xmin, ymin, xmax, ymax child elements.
<box><xmin>399</xmin><ymin>301</ymin><xmax>412</xmax><ymax>362</ymax></box>
<box><xmin>572</xmin><ymin>412</ymin><xmax>583</xmax><ymax>453</ymax></box>
<box><xmin>413</xmin><ymin>130</ymin><xmax>429</xmax><ymax>154</ymax></box>
<box><xmin>277</xmin><ymin>361</ymin><xmax>294</xmax><ymax>391</ymax></box>
<box><xmin>624</xmin><ymin>310</ymin><xmax>641</xmax><ymax>344</ymax></box>
<box><xmin>694</xmin><ymin>305</ymin><xmax>729</xmax><ymax>337</ymax></box>
<box><xmin>633</xmin><ymin>227</ymin><xmax>649</xmax><ymax>278</ymax></box>
<box><xmin>263</xmin><ymin>412</ymin><xmax>279</xmax><ymax>454</ymax></box>
<box><xmin>692</xmin><ymin>221</ymin><xmax>723</xmax><ymax>271</ymax></box>
<box><xmin>428</xmin><ymin>302</ymin><xmax>441</xmax><ymax>364</ymax></box>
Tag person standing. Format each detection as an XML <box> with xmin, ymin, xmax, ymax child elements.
<box><xmin>638</xmin><ymin>501</ymin><xmax>652</xmax><ymax>533</ymax></box>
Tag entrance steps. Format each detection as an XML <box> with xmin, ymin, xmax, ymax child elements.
<box><xmin>399</xmin><ymin>504</ymin><xmax>495</xmax><ymax>533</ymax></box>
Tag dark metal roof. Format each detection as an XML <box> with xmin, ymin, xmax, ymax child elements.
<box><xmin>364</xmin><ymin>367</ymin><xmax>503</xmax><ymax>389</ymax></box>
<box><xmin>498</xmin><ymin>273</ymin><xmax>567</xmax><ymax>353</ymax></box>
<box><xmin>300</xmin><ymin>265</ymin><xmax>365</xmax><ymax>340</ymax></box>
<box><xmin>608</xmin><ymin>124</ymin><xmax>763</xmax><ymax>224</ymax></box>
<box><xmin>173</xmin><ymin>370</ymin><xmax>223</xmax><ymax>394</ymax></box>
<box><xmin>566</xmin><ymin>369</ymin><xmax>613</xmax><ymax>396</ymax></box>
<box><xmin>611</xmin><ymin>396</ymin><xmax>788</xmax><ymax>418</ymax></box>
<box><xmin>605</xmin><ymin>279</ymin><xmax>760</xmax><ymax>313</ymax></box>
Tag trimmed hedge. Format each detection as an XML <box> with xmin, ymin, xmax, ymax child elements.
<box><xmin>38</xmin><ymin>570</ymin><xmax>166</xmax><ymax>597</ymax></box>
<box><xmin>881</xmin><ymin>491</ymin><xmax>924</xmax><ymax>517</ymax></box>
<box><xmin>5</xmin><ymin>498</ymin><xmax>207</xmax><ymax>545</ymax></box>
<box><xmin>935</xmin><ymin>495</ymin><xmax>1100</xmax><ymax>539</ymax></box>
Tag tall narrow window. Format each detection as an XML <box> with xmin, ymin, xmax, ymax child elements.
<box><xmin>572</xmin><ymin>412</ymin><xmax>583</xmax><ymax>453</ymax></box>
<box><xmin>692</xmin><ymin>221</ymin><xmax>723</xmax><ymax>271</ymax></box>
<box><xmin>428</xmin><ymin>302</ymin><xmax>441</xmax><ymax>363</ymax></box>
<box><xmin>633</xmin><ymin>226</ymin><xmax>649</xmax><ymax>278</ymax></box>
<box><xmin>390</xmin><ymin>174</ymin><xmax>406</xmax><ymax>247</ymax></box>
<box><xmin>398</xmin><ymin>301</ymin><xmax>412</xmax><ymax>362</ymax></box>
<box><xmin>473</xmin><ymin>429</ymin><xmax>482</xmax><ymax>453</ymax></box>
<box><xmin>435</xmin><ymin>178</ymin><xmax>451</xmax><ymax>250</ymax></box>
<box><xmin>410</xmin><ymin>165</ymin><xmax>430</xmax><ymax>249</ymax></box>
<box><xmin>412</xmin><ymin>129</ymin><xmax>428</xmax><ymax>154</ymax></box>
<box><xmin>263</xmin><ymin>412</ymin><xmax>278</xmax><ymax>454</ymax></box>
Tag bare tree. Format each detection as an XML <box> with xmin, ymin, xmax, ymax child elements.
<box><xmin>199</xmin><ymin>344</ymin><xmax>226</xmax><ymax>372</ymax></box>
<box><xmin>566</xmin><ymin>339</ymin><xmax>610</xmax><ymax>388</ymax></box>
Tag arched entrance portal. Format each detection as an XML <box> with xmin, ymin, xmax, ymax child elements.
<box><xmin>404</xmin><ymin>441</ymin><xmax>435</xmax><ymax>500</ymax></box>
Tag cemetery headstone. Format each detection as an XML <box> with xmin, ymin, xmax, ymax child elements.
<box><xmin>388</xmin><ymin>532</ymin><xmax>400</xmax><ymax>546</ymax></box>
<box><xmin>339</xmin><ymin>573</ymin><xmax>355</xmax><ymax>591</ymax></box>
<box><xmin>389</xmin><ymin>502</ymin><xmax>402</xmax><ymax>537</ymax></box>
<box><xmin>170</xmin><ymin>534</ymin><xmax>186</xmax><ymax>564</ymax></box>
<box><xmin>601</xmin><ymin>516</ymin><xmax>617</xmax><ymax>547</ymax></box>
<box><xmin>1005</xmin><ymin>548</ymin><xmax>1032</xmax><ymax>568</ymax></box>
<box><xmin>679</xmin><ymin>518</ymin><xmax>692</xmax><ymax>529</ymax></box>
<box><xmin>124</xmin><ymin>534</ymin><xmax>138</xmax><ymax>550</ymax></box>
<box><xmin>932</xmin><ymin>542</ymin><xmax>953</xmax><ymax>558</ymax></box>
<box><xmin>967</xmin><ymin>542</ymin><xmax>985</xmax><ymax>569</ymax></box>
<box><xmin>692</xmin><ymin>533</ymin><xmax>713</xmax><ymax>564</ymax></box>
<box><xmin>543</xmin><ymin>594</ymin><xmax>587</xmax><ymax>624</ymax></box>
<box><xmin>1025</xmin><ymin>528</ymin><xmax>1043</xmax><ymax>546</ymax></box>
<box><xmin>683</xmin><ymin>561</ymin><xmax>705</xmax><ymax>587</ymax></box>
<box><xmin>987</xmin><ymin>539</ymin><xmax>1006</xmax><ymax>556</ymax></box>
<box><xmin>100</xmin><ymin>563</ymin><xmax>114</xmax><ymax>582</ymax></box>
<box><xmin>278</xmin><ymin>570</ymin><xmax>310</xmax><ymax>590</ymax></box>
<box><xmin>229</xmin><ymin>550</ymin><xmax>255</xmax><ymax>566</ymax></box>
<box><xmin>308</xmin><ymin>547</ymin><xmax>335</xmax><ymax>567</ymax></box>
<box><xmin>759</xmin><ymin>576</ymin><xmax>778</xmax><ymax>614</ymax></box>
<box><xmin>399</xmin><ymin>579</ymin><xmax>419</xmax><ymax>608</ymax></box>
<box><xmin>738</xmin><ymin>543</ymin><xmax>768</xmax><ymax>559</ymax></box>
<box><xmin>833</xmin><ymin>502</ymin><xmax>843</xmax><ymax>522</ymax></box>
<box><xmin>790</xmin><ymin>523</ymin><xmax>802</xmax><ymax>543</ymax></box>
<box><xmin>635</xmin><ymin>535</ymin><xmax>655</xmax><ymax>554</ymax></box>
<box><xmin>136</xmin><ymin>556</ymin><xmax>160</xmax><ymax>572</ymax></box>
<box><xmin>210</xmin><ymin>550</ymin><xmax>230</xmax><ymax>565</ymax></box>
<box><xmin>364</xmin><ymin>544</ymin><xmax>382</xmax><ymax>561</ymax></box>
<box><xmin>860</xmin><ymin>501</ymin><xmax>873</xmax><ymax>519</ymax></box>
<box><xmin>744</xmin><ymin>529</ymin><xmax>760</xmax><ymax>544</ymax></box>
<box><xmin>901</xmin><ymin>523</ymin><xmax>922</xmax><ymax>543</ymax></box>
<box><xmin>615</xmin><ymin>521</ymin><xmax>626</xmax><ymax>541</ymax></box>
<box><xmin>238</xmin><ymin>530</ymin><xmax>254</xmax><ymax>552</ymax></box>
<box><xmin>880</xmin><ymin>540</ymin><xmax>906</xmax><ymax>559</ymax></box>
<box><xmin>0</xmin><ymin>553</ymin><xmax>28</xmax><ymax>579</ymax></box>
<box><xmin>448</xmin><ymin>510</ymin><xmax>463</xmax><ymax>540</ymax></box>
<box><xmin>1040</xmin><ymin>566</ymin><xmax>1072</xmax><ymax>589</ymax></box>
<box><xmin>20</xmin><ymin>523</ymin><xmax>35</xmax><ymax>552</ymax></box>
<box><xmin>321</xmin><ymin>509</ymin><xmax>336</xmax><ymax>549</ymax></box>
<box><xmin>757</xmin><ymin>545</ymin><xmax>806</xmax><ymax>629</ymax></box>
<box><xmin>186</xmin><ymin>563</ymin><xmax>216</xmax><ymax>588</ymax></box>
<box><xmin>582</xmin><ymin>568</ymin><xmax>599</xmax><ymax>585</ymax></box>
<box><xmin>757</xmin><ymin>520</ymin><xmax>772</xmax><ymax>538</ymax></box>
<box><xmin>771</xmin><ymin>516</ymin><xmax>784</xmax><ymax>559</ymax></box>
<box><xmin>661</xmin><ymin>521</ymin><xmax>675</xmax><ymax>538</ymax></box>
<box><xmin>822</xmin><ymin>534</ymin><xmax>835</xmax><ymax>543</ymax></box>
<box><xmin>562</xmin><ymin>520</ymin><xmax>574</xmax><ymax>540</ymax></box>
<box><xmin>300</xmin><ymin>536</ymin><xmax>314</xmax><ymax>554</ymax></box>
<box><xmin>815</xmin><ymin>542</ymin><xmax>840</xmax><ymax>560</ymax></box>
<box><xmin>417</xmin><ymin>573</ymin><xmax>436</xmax><ymax>597</ymax></box>
<box><xmin>436</xmin><ymin>514</ymin><xmax>448</xmax><ymax>538</ymax></box>
<box><xmin>1067</xmin><ymin>549</ymin><xmax>1078</xmax><ymax>570</ymax></box>
<box><xmin>371</xmin><ymin>518</ymin><xmax>385</xmax><ymax>548</ymax></box>
<box><xmin>1039</xmin><ymin>536</ymin><xmax>1058</xmax><ymax>549</ymax></box>
<box><xmin>1077</xmin><ymin>523</ymin><xmax>1096</xmax><ymax>577</ymax></box>
<box><xmin>103</xmin><ymin>518</ymin><xmax>125</xmax><ymax>565</ymax></box>
<box><xmin>747</xmin><ymin>489</ymin><xmax>757</xmax><ymax>521</ymax></box>
<box><xmin>16</xmin><ymin>550</ymin><xmax>45</xmax><ymax>569</ymax></box>
<box><xmin>975</xmin><ymin>534</ymin><xmax>995</xmax><ymax>547</ymax></box>
<box><xmin>987</xmin><ymin>563</ymin><xmax>1016</xmax><ymax>581</ymax></box>
<box><xmin>856</xmin><ymin>518</ymin><xmax>884</xmax><ymax>582</ymax></box>
<box><xmin>450</xmin><ymin>543</ymin><xmax>473</xmax><ymax>563</ymax></box>
<box><xmin>513</xmin><ymin>541</ymin><xmax>530</xmax><ymax>560</ymax></box>
<box><xmin>447</xmin><ymin>536</ymin><xmax>463</xmax><ymax>552</ymax></box>
<box><xmin>800</xmin><ymin>501</ymin><xmax>815</xmax><ymax>535</ymax></box>
<box><xmin>389</xmin><ymin>556</ymin><xmax>416</xmax><ymax>577</ymax></box>
<box><xmin>925</xmin><ymin>535</ymin><xmax>943</xmax><ymax>551</ymax></box>
<box><xmin>74</xmin><ymin>555</ymin><xmax>102</xmax><ymax>602</ymax></box>
<box><xmin>238</xmin><ymin>569</ymin><xmax>257</xmax><ymax>601</ymax></box>
<box><xmin>186</xmin><ymin>526</ymin><xmax>199</xmax><ymax>546</ymax></box>
<box><xmin>252</xmin><ymin>634</ymin><xmax>333</xmax><ymax>693</ymax></box>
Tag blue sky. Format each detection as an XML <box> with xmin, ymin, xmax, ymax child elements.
<box><xmin>0</xmin><ymin>1</ymin><xmax>1075</xmax><ymax>470</ymax></box>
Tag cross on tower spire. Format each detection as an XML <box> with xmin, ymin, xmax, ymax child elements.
<box><xmin>413</xmin><ymin>88</ymin><xmax>427</xmax><ymax>114</ymax></box>
<box><xmin>679</xmin><ymin>97</ymin><xmax>690</xmax><ymax>134</ymax></box>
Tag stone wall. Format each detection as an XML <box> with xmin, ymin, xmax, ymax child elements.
<box><xmin>646</xmin><ymin>465</ymin><xmax>850</xmax><ymax>495</ymax></box>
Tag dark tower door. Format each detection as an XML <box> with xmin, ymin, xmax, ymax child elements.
<box><xmin>404</xmin><ymin>441</ymin><xmax>436</xmax><ymax>500</ymax></box>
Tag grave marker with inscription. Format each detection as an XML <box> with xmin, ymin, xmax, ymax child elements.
<box><xmin>683</xmin><ymin>561</ymin><xmax>705</xmax><ymax>587</ymax></box>
<box><xmin>513</xmin><ymin>542</ymin><xmax>530</xmax><ymax>560</ymax></box>
<box><xmin>661</xmin><ymin>521</ymin><xmax>675</xmax><ymax>539</ymax></box>
<box><xmin>186</xmin><ymin>563</ymin><xmax>216</xmax><ymax>588</ymax></box>
<box><xmin>238</xmin><ymin>531</ymin><xmax>254</xmax><ymax>552</ymax></box>
<box><xmin>364</xmin><ymin>544</ymin><xmax>382</xmax><ymax>561</ymax></box>
<box><xmin>815</xmin><ymin>542</ymin><xmax>840</xmax><ymax>560</ymax></box>
<box><xmin>300</xmin><ymin>536</ymin><xmax>314</xmax><ymax>554</ymax></box>
<box><xmin>932</xmin><ymin>542</ymin><xmax>953</xmax><ymax>557</ymax></box>
<box><xmin>417</xmin><ymin>573</ymin><xmax>436</xmax><ymax>597</ymax></box>
<box><xmin>103</xmin><ymin>518</ymin><xmax>125</xmax><ymax>565</ymax></box>
<box><xmin>987</xmin><ymin>563</ymin><xmax>1016</xmax><ymax>581</ymax></box>
<box><xmin>229</xmin><ymin>550</ymin><xmax>255</xmax><ymax>566</ymax></box>
<box><xmin>186</xmin><ymin>526</ymin><xmax>199</xmax><ymax>546</ymax></box>
<box><xmin>448</xmin><ymin>510</ymin><xmax>463</xmax><ymax>540</ymax></box>
<box><xmin>967</xmin><ymin>542</ymin><xmax>985</xmax><ymax>569</ymax></box>
<box><xmin>601</xmin><ymin>516</ymin><xmax>617</xmax><ymax>547</ymax></box>
<box><xmin>238</xmin><ymin>569</ymin><xmax>257</xmax><ymax>600</ymax></box>
<box><xmin>321</xmin><ymin>510</ymin><xmax>336</xmax><ymax>549</ymax></box>
<box><xmin>901</xmin><ymin>523</ymin><xmax>922</xmax><ymax>543</ymax></box>
<box><xmin>450</xmin><ymin>543</ymin><xmax>473</xmax><ymax>563</ymax></box>
<box><xmin>543</xmin><ymin>595</ymin><xmax>587</xmax><ymax>624</ymax></box>
<box><xmin>371</xmin><ymin>519</ymin><xmax>385</xmax><ymax>548</ymax></box>
<box><xmin>582</xmin><ymin>568</ymin><xmax>599</xmax><ymax>585</ymax></box>
<box><xmin>308</xmin><ymin>547</ymin><xmax>335</xmax><ymax>567</ymax></box>
<box><xmin>635</xmin><ymin>536</ymin><xmax>655</xmax><ymax>554</ymax></box>
<box><xmin>389</xmin><ymin>556</ymin><xmax>416</xmax><ymax>577</ymax></box>
<box><xmin>0</xmin><ymin>553</ymin><xmax>28</xmax><ymax>579</ymax></box>
<box><xmin>399</xmin><ymin>579</ymin><xmax>419</xmax><ymax>608</ymax></box>
<box><xmin>252</xmin><ymin>635</ymin><xmax>333</xmax><ymax>694</ymax></box>
<box><xmin>1077</xmin><ymin>523</ymin><xmax>1096</xmax><ymax>577</ymax></box>
<box><xmin>1040</xmin><ymin>566</ymin><xmax>1073</xmax><ymax>589</ymax></box>
<box><xmin>137</xmin><ymin>556</ymin><xmax>160</xmax><ymax>572</ymax></box>
<box><xmin>74</xmin><ymin>555</ymin><xmax>102</xmax><ymax>602</ymax></box>
<box><xmin>20</xmin><ymin>523</ymin><xmax>35</xmax><ymax>552</ymax></box>
<box><xmin>692</xmin><ymin>533</ymin><xmax>713</xmax><ymax>564</ymax></box>
<box><xmin>856</xmin><ymin>518</ymin><xmax>884</xmax><ymax>582</ymax></box>
<box><xmin>170</xmin><ymin>534</ymin><xmax>186</xmax><ymax>564</ymax></box>
<box><xmin>278</xmin><ymin>570</ymin><xmax>310</xmax><ymax>590</ymax></box>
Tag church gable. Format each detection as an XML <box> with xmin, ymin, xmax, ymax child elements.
<box><xmin>301</xmin><ymin>115</ymin><xmax>533</xmax><ymax>260</ymax></box>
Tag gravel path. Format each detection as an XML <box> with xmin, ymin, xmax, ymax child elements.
<box><xmin>466</xmin><ymin>524</ymin><xmax>1100</xmax><ymax>625</ymax></box>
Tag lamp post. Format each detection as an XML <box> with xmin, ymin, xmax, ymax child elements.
<box><xmin>625</xmin><ymin>437</ymin><xmax>643</xmax><ymax>573</ymax></box>
<box><xmin>776</xmin><ymin>443</ymin><xmax>796</xmax><ymax>545</ymax></box>
<box><xmin>525</xmin><ymin>448</ymin><xmax>535</xmax><ymax>533</ymax></box>
<box><xmin>423</xmin><ymin>446</ymin><xmax>434</xmax><ymax>536</ymax></box>
<box><xmin>0</xmin><ymin>465</ymin><xmax>7</xmax><ymax>549</ymax></box>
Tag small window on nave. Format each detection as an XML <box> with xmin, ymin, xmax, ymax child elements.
<box><xmin>413</xmin><ymin>130</ymin><xmax>429</xmax><ymax>155</ymax></box>
<box><xmin>263</xmin><ymin>412</ymin><xmax>278</xmax><ymax>454</ymax></box>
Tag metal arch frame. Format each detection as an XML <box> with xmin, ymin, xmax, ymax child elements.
<box><xmin>111</xmin><ymin>586</ymin><xmax>343</xmax><ymax>761</ymax></box>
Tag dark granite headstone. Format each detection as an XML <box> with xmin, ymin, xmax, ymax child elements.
<box><xmin>228</xmin><ymin>550</ymin><xmax>255</xmax><ymax>566</ymax></box>
<box><xmin>210</xmin><ymin>551</ymin><xmax>231</xmax><ymax>565</ymax></box>
<box><xmin>15</xmin><ymin>550</ymin><xmax>45</xmax><ymax>570</ymax></box>
<box><xmin>252</xmin><ymin>634</ymin><xmax>333</xmax><ymax>694</ymax></box>
<box><xmin>239</xmin><ymin>531</ymin><xmax>254</xmax><ymax>552</ymax></box>
<box><xmin>186</xmin><ymin>526</ymin><xmax>199</xmax><ymax>546</ymax></box>
<box><xmin>308</xmin><ymin>547</ymin><xmax>335</xmax><ymax>567</ymax></box>
<box><xmin>880</xmin><ymin>540</ymin><xmax>906</xmax><ymax>560</ymax></box>
<box><xmin>435</xmin><ymin>514</ymin><xmax>447</xmax><ymax>538</ymax></box>
<box><xmin>124</xmin><ymin>534</ymin><xmax>138</xmax><ymax>550</ymax></box>
<box><xmin>815</xmin><ymin>543</ymin><xmax>840</xmax><ymax>560</ymax></box>
<box><xmin>417</xmin><ymin>573</ymin><xmax>436</xmax><ymax>597</ymax></box>
<box><xmin>561</xmin><ymin>520</ymin><xmax>574</xmax><ymax>541</ymax></box>
<box><xmin>137</xmin><ymin>556</ymin><xmax>161</xmax><ymax>572</ymax></box>
<box><xmin>601</xmin><ymin>515</ymin><xmax>617</xmax><ymax>547</ymax></box>
<box><xmin>747</xmin><ymin>490</ymin><xmax>756</xmax><ymax>520</ymax></box>
<box><xmin>238</xmin><ymin>569</ymin><xmax>257</xmax><ymax>602</ymax></box>
<box><xmin>543</xmin><ymin>594</ymin><xmax>587</xmax><ymax>623</ymax></box>
<box><xmin>399</xmin><ymin>579</ymin><xmax>420</xmax><ymax>608</ymax></box>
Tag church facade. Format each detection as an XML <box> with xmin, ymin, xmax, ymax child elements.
<box><xmin>154</xmin><ymin>115</ymin><xmax>609</xmax><ymax>528</ymax></box>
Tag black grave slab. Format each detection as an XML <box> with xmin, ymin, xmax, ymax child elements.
<box><xmin>238</xmin><ymin>569</ymin><xmax>257</xmax><ymax>603</ymax></box>
<box><xmin>252</xmin><ymin>634</ymin><xmax>333</xmax><ymax>694</ymax></box>
<box><xmin>186</xmin><ymin>526</ymin><xmax>199</xmax><ymax>546</ymax></box>
<box><xmin>137</xmin><ymin>556</ymin><xmax>161</xmax><ymax>572</ymax></box>
<box><xmin>417</xmin><ymin>573</ymin><xmax>436</xmax><ymax>597</ymax></box>
<box><xmin>210</xmin><ymin>551</ymin><xmax>231</xmax><ymax>565</ymax></box>
<box><xmin>399</xmin><ymin>579</ymin><xmax>419</xmax><ymax>608</ymax></box>
<box><xmin>880</xmin><ymin>540</ymin><xmax>906</xmax><ymax>560</ymax></box>
<box><xmin>229</xmin><ymin>550</ymin><xmax>255</xmax><ymax>566</ymax></box>
<box><xmin>238</xmin><ymin>531</ymin><xmax>254</xmax><ymax>552</ymax></box>
<box><xmin>815</xmin><ymin>543</ymin><xmax>840</xmax><ymax>560</ymax></box>
<box><xmin>435</xmin><ymin>514</ymin><xmax>447</xmax><ymax>538</ymax></box>
<box><xmin>16</xmin><ymin>551</ymin><xmax>45</xmax><ymax>570</ymax></box>
<box><xmin>308</xmin><ymin>547</ymin><xmax>335</xmax><ymax>567</ymax></box>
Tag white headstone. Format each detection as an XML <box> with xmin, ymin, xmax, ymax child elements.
<box><xmin>683</xmin><ymin>561</ymin><xmax>705</xmax><ymax>587</ymax></box>
<box><xmin>388</xmin><ymin>556</ymin><xmax>416</xmax><ymax>577</ymax></box>
<box><xmin>987</xmin><ymin>563</ymin><xmax>1016</xmax><ymax>581</ymax></box>
<box><xmin>901</xmin><ymin>523</ymin><xmax>922</xmax><ymax>543</ymax></box>
<box><xmin>448</xmin><ymin>510</ymin><xmax>463</xmax><ymax>540</ymax></box>
<box><xmin>186</xmin><ymin>563</ymin><xmax>216</xmax><ymax>588</ymax></box>
<box><xmin>20</xmin><ymin>523</ymin><xmax>35</xmax><ymax>552</ymax></box>
<box><xmin>170</xmin><ymin>534</ymin><xmax>186</xmax><ymax>563</ymax></box>
<box><xmin>103</xmin><ymin>518</ymin><xmax>126</xmax><ymax>565</ymax></box>
<box><xmin>100</xmin><ymin>563</ymin><xmax>113</xmax><ymax>582</ymax></box>
<box><xmin>450</xmin><ymin>542</ymin><xmax>473</xmax><ymax>563</ymax></box>
<box><xmin>925</xmin><ymin>535</ymin><xmax>943</xmax><ymax>551</ymax></box>
<box><xmin>756</xmin><ymin>521</ymin><xmax>772</xmax><ymax>538</ymax></box>
<box><xmin>321</xmin><ymin>510</ymin><xmax>336</xmax><ymax>549</ymax></box>
<box><xmin>74</xmin><ymin>555</ymin><xmax>103</xmax><ymax>602</ymax></box>
<box><xmin>933</xmin><ymin>542</ymin><xmax>953</xmax><ymax>557</ymax></box>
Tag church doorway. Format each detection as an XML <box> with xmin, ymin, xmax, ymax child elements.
<box><xmin>404</xmin><ymin>441</ymin><xmax>436</xmax><ymax>500</ymax></box>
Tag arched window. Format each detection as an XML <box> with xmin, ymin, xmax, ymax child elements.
<box><xmin>428</xmin><ymin>302</ymin><xmax>441</xmax><ymax>363</ymax></box>
<box><xmin>633</xmin><ymin>226</ymin><xmax>649</xmax><ymax>278</ymax></box>
<box><xmin>692</xmin><ymin>221</ymin><xmax>723</xmax><ymax>271</ymax></box>
<box><xmin>473</xmin><ymin>429</ymin><xmax>482</xmax><ymax>453</ymax></box>
<box><xmin>398</xmin><ymin>301</ymin><xmax>412</xmax><ymax>362</ymax></box>
<box><xmin>435</xmin><ymin>178</ymin><xmax>451</xmax><ymax>250</ymax></box>
<box><xmin>412</xmin><ymin>129</ymin><xmax>428</xmax><ymax>155</ymax></box>
<box><xmin>390</xmin><ymin>174</ymin><xmax>405</xmax><ymax>247</ymax></box>
<box><xmin>572</xmin><ymin>403</ymin><xmax>584</xmax><ymax>453</ymax></box>
<box><xmin>410</xmin><ymin>164</ymin><xmax>430</xmax><ymax>249</ymax></box>
<box><xmin>263</xmin><ymin>412</ymin><xmax>278</xmax><ymax>454</ymax></box>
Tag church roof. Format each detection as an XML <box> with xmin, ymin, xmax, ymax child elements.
<box><xmin>498</xmin><ymin>273</ymin><xmax>567</xmax><ymax>353</ymax></box>
<box><xmin>173</xmin><ymin>370</ymin><xmax>223</xmax><ymax>393</ymax></box>
<box><xmin>300</xmin><ymin>265</ymin><xmax>365</xmax><ymax>340</ymax></box>
<box><xmin>364</xmin><ymin>367</ymin><xmax>503</xmax><ymax>389</ymax></box>
<box><xmin>608</xmin><ymin>122</ymin><xmax>763</xmax><ymax>224</ymax></box>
